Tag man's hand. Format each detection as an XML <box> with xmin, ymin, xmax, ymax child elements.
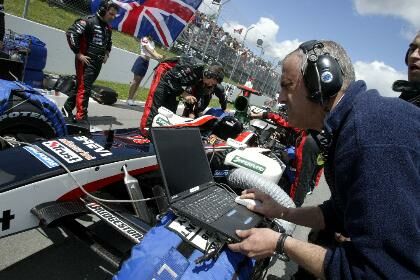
<box><xmin>77</xmin><ymin>53</ymin><xmax>91</xmax><ymax>65</ymax></box>
<box><xmin>240</xmin><ymin>189</ymin><xmax>287</xmax><ymax>219</ymax></box>
<box><xmin>184</xmin><ymin>95</ymin><xmax>197</xmax><ymax>104</ymax></box>
<box><xmin>228</xmin><ymin>228</ymin><xmax>280</xmax><ymax>259</ymax></box>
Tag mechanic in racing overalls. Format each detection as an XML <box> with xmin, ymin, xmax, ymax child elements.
<box><xmin>141</xmin><ymin>63</ymin><xmax>224</xmax><ymax>130</ymax></box>
<box><xmin>251</xmin><ymin>111</ymin><xmax>323</xmax><ymax>207</ymax></box>
<box><xmin>182</xmin><ymin>83</ymin><xmax>227</xmax><ymax>118</ymax></box>
<box><xmin>62</xmin><ymin>1</ymin><xmax>118</xmax><ymax>125</ymax></box>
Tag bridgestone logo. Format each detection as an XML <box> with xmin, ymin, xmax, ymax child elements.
<box><xmin>232</xmin><ymin>156</ymin><xmax>266</xmax><ymax>174</ymax></box>
<box><xmin>86</xmin><ymin>203</ymin><xmax>143</xmax><ymax>243</ymax></box>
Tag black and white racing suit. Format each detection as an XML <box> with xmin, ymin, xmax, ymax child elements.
<box><xmin>198</xmin><ymin>83</ymin><xmax>227</xmax><ymax>112</ymax></box>
<box><xmin>63</xmin><ymin>14</ymin><xmax>112</xmax><ymax>120</ymax></box>
<box><xmin>143</xmin><ymin>64</ymin><xmax>205</xmax><ymax>128</ymax></box>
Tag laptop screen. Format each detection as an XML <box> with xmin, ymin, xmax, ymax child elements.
<box><xmin>151</xmin><ymin>127</ymin><xmax>214</xmax><ymax>201</ymax></box>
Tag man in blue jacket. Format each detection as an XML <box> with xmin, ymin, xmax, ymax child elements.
<box><xmin>229</xmin><ymin>40</ymin><xmax>420</xmax><ymax>279</ymax></box>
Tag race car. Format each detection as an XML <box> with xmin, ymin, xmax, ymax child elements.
<box><xmin>0</xmin><ymin>75</ymin><xmax>295</xmax><ymax>278</ymax></box>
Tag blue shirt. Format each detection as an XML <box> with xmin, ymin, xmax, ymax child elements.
<box><xmin>319</xmin><ymin>81</ymin><xmax>420</xmax><ymax>279</ymax></box>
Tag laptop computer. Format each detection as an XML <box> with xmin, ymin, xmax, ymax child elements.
<box><xmin>151</xmin><ymin>127</ymin><xmax>263</xmax><ymax>243</ymax></box>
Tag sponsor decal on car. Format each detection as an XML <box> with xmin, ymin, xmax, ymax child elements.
<box><xmin>73</xmin><ymin>136</ymin><xmax>112</xmax><ymax>157</ymax></box>
<box><xmin>127</xmin><ymin>135</ymin><xmax>151</xmax><ymax>145</ymax></box>
<box><xmin>156</xmin><ymin>116</ymin><xmax>170</xmax><ymax>126</ymax></box>
<box><xmin>232</xmin><ymin>155</ymin><xmax>266</xmax><ymax>174</ymax></box>
<box><xmin>23</xmin><ymin>146</ymin><xmax>59</xmax><ymax>168</ymax></box>
<box><xmin>58</xmin><ymin>139</ymin><xmax>96</xmax><ymax>160</ymax></box>
<box><xmin>86</xmin><ymin>203</ymin><xmax>143</xmax><ymax>243</ymax></box>
<box><xmin>0</xmin><ymin>210</ymin><xmax>15</xmax><ymax>231</ymax></box>
<box><xmin>214</xmin><ymin>170</ymin><xmax>229</xmax><ymax>177</ymax></box>
<box><xmin>42</xmin><ymin>140</ymin><xmax>83</xmax><ymax>163</ymax></box>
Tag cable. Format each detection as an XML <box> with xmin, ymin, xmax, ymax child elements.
<box><xmin>216</xmin><ymin>182</ymin><xmax>236</xmax><ymax>199</ymax></box>
<box><xmin>209</xmin><ymin>142</ymin><xmax>216</xmax><ymax>164</ymax></box>
<box><xmin>0</xmin><ymin>136</ymin><xmax>165</xmax><ymax>204</ymax></box>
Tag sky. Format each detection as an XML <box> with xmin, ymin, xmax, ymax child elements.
<box><xmin>198</xmin><ymin>0</ymin><xmax>420</xmax><ymax>97</ymax></box>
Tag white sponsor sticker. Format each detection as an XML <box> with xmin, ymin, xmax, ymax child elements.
<box><xmin>42</xmin><ymin>141</ymin><xmax>83</xmax><ymax>163</ymax></box>
<box><xmin>58</xmin><ymin>139</ymin><xmax>96</xmax><ymax>160</ymax></box>
<box><xmin>167</xmin><ymin>217</ymin><xmax>223</xmax><ymax>253</ymax></box>
<box><xmin>73</xmin><ymin>136</ymin><xmax>112</xmax><ymax>157</ymax></box>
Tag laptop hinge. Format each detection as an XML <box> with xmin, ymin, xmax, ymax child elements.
<box><xmin>177</xmin><ymin>182</ymin><xmax>216</xmax><ymax>201</ymax></box>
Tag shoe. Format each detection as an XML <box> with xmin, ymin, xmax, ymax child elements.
<box><xmin>61</xmin><ymin>107</ymin><xmax>76</xmax><ymax>123</ymax></box>
<box><xmin>127</xmin><ymin>99</ymin><xmax>136</xmax><ymax>106</ymax></box>
<box><xmin>75</xmin><ymin>118</ymin><xmax>90</xmax><ymax>131</ymax></box>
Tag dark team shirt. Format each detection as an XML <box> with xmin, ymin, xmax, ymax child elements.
<box><xmin>66</xmin><ymin>14</ymin><xmax>112</xmax><ymax>59</ymax></box>
<box><xmin>161</xmin><ymin>64</ymin><xmax>205</xmax><ymax>96</ymax></box>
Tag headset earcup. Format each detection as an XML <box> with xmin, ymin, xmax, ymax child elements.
<box><xmin>317</xmin><ymin>55</ymin><xmax>343</xmax><ymax>99</ymax></box>
<box><xmin>303</xmin><ymin>61</ymin><xmax>322</xmax><ymax>101</ymax></box>
<box><xmin>405</xmin><ymin>48</ymin><xmax>410</xmax><ymax>65</ymax></box>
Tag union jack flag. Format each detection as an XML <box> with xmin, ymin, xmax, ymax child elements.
<box><xmin>91</xmin><ymin>0</ymin><xmax>203</xmax><ymax>47</ymax></box>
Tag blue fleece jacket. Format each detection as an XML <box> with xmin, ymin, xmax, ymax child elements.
<box><xmin>319</xmin><ymin>81</ymin><xmax>420</xmax><ymax>279</ymax></box>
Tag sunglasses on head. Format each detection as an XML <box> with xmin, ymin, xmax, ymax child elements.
<box><xmin>204</xmin><ymin>70</ymin><xmax>223</xmax><ymax>82</ymax></box>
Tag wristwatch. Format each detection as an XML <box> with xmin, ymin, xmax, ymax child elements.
<box><xmin>275</xmin><ymin>233</ymin><xmax>291</xmax><ymax>260</ymax></box>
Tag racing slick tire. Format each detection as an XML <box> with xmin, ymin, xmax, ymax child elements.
<box><xmin>0</xmin><ymin>95</ymin><xmax>59</xmax><ymax>142</ymax></box>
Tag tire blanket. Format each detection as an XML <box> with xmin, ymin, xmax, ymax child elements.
<box><xmin>0</xmin><ymin>79</ymin><xmax>67</xmax><ymax>136</ymax></box>
<box><xmin>114</xmin><ymin>212</ymin><xmax>255</xmax><ymax>280</ymax></box>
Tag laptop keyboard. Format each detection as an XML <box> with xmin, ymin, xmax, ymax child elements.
<box><xmin>174</xmin><ymin>186</ymin><xmax>236</xmax><ymax>224</ymax></box>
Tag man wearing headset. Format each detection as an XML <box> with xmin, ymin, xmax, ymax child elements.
<box><xmin>228</xmin><ymin>40</ymin><xmax>420</xmax><ymax>279</ymax></box>
<box><xmin>62</xmin><ymin>1</ymin><xmax>119</xmax><ymax>126</ymax></box>
<box><xmin>141</xmin><ymin>63</ymin><xmax>224</xmax><ymax>129</ymax></box>
<box><xmin>393</xmin><ymin>31</ymin><xmax>420</xmax><ymax>107</ymax></box>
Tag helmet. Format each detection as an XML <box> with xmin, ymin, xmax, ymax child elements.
<box><xmin>212</xmin><ymin>116</ymin><xmax>243</xmax><ymax>140</ymax></box>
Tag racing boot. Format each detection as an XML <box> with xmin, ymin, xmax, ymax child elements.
<box><xmin>61</xmin><ymin>106</ymin><xmax>76</xmax><ymax>123</ymax></box>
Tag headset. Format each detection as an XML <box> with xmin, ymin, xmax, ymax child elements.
<box><xmin>299</xmin><ymin>40</ymin><xmax>344</xmax><ymax>104</ymax></box>
<box><xmin>405</xmin><ymin>48</ymin><xmax>409</xmax><ymax>65</ymax></box>
<box><xmin>204</xmin><ymin>64</ymin><xmax>224</xmax><ymax>83</ymax></box>
<box><xmin>97</xmin><ymin>0</ymin><xmax>115</xmax><ymax>17</ymax></box>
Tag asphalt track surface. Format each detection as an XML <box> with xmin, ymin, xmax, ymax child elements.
<box><xmin>0</xmin><ymin>96</ymin><xmax>331</xmax><ymax>280</ymax></box>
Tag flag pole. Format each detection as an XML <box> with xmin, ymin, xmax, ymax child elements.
<box><xmin>229</xmin><ymin>24</ymin><xmax>255</xmax><ymax>81</ymax></box>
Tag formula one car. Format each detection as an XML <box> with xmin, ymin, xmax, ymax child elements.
<box><xmin>0</xmin><ymin>76</ymin><xmax>295</xmax><ymax>278</ymax></box>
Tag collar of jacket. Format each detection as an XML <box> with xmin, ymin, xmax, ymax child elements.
<box><xmin>324</xmin><ymin>80</ymin><xmax>367</xmax><ymax>134</ymax></box>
